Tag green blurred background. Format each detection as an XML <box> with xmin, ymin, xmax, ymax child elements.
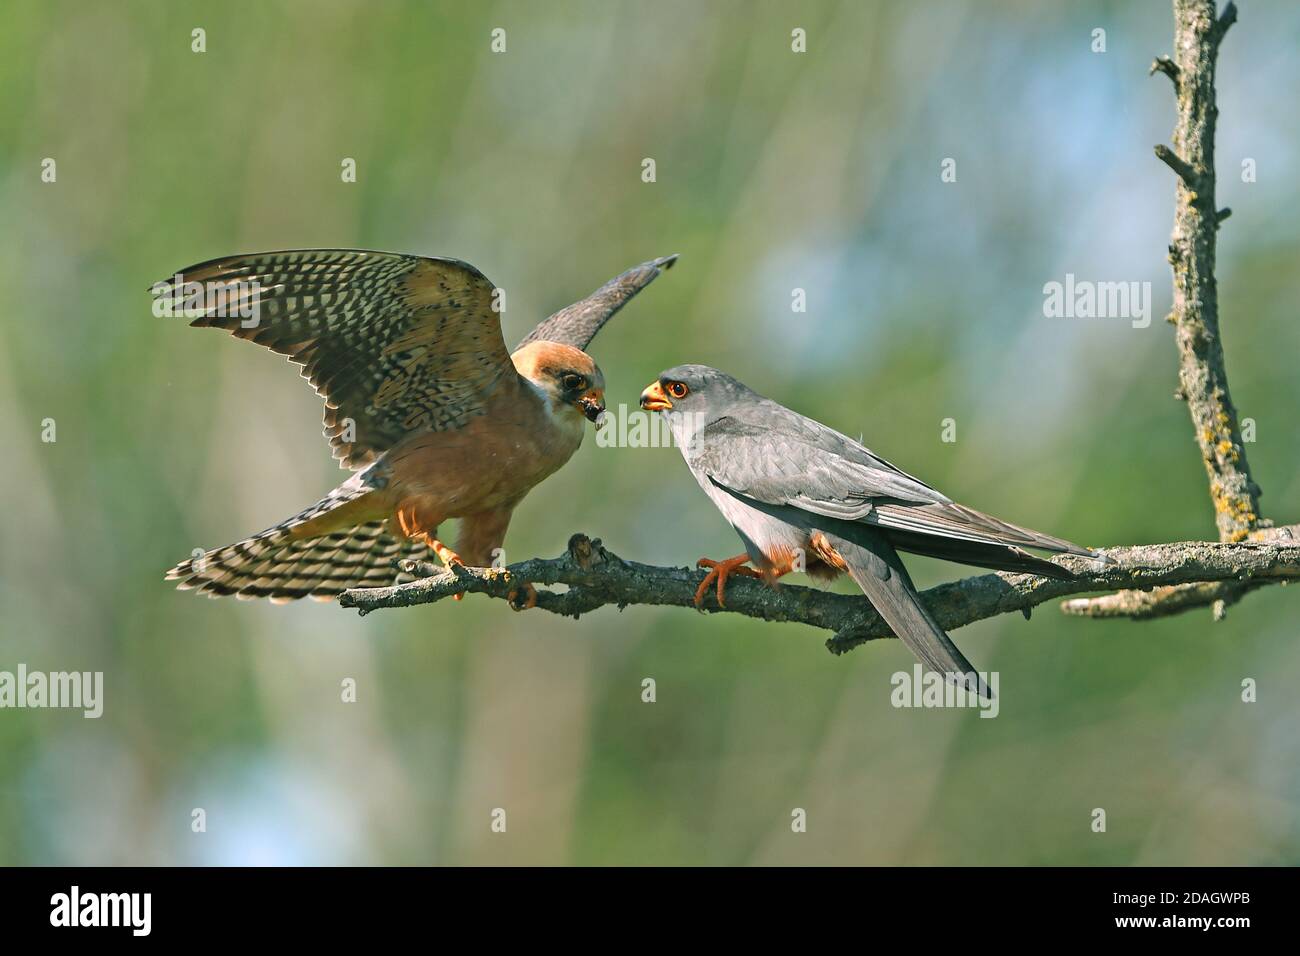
<box><xmin>1</xmin><ymin>0</ymin><xmax>1297</xmax><ymax>865</ymax></box>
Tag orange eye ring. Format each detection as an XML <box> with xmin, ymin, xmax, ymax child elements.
<box><xmin>666</xmin><ymin>381</ymin><xmax>689</xmax><ymax>399</ymax></box>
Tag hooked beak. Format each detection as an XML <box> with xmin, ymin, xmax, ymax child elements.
<box><xmin>639</xmin><ymin>381</ymin><xmax>672</xmax><ymax>411</ymax></box>
<box><xmin>576</xmin><ymin>389</ymin><xmax>606</xmax><ymax>424</ymax></box>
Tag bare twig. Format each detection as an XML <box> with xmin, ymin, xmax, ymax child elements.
<box><xmin>1161</xmin><ymin>0</ymin><xmax>1258</xmax><ymax>540</ymax></box>
<box><xmin>1067</xmin><ymin>1</ymin><xmax>1285</xmax><ymax>621</ymax></box>
<box><xmin>1060</xmin><ymin>579</ymin><xmax>1264</xmax><ymax>621</ymax></box>
<box><xmin>339</xmin><ymin>529</ymin><xmax>1300</xmax><ymax>652</ymax></box>
<box><xmin>1149</xmin><ymin>55</ymin><xmax>1180</xmax><ymax>87</ymax></box>
<box><xmin>1154</xmin><ymin>143</ymin><xmax>1198</xmax><ymax>184</ymax></box>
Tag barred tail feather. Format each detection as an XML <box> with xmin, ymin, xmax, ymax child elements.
<box><xmin>165</xmin><ymin>479</ymin><xmax>428</xmax><ymax>602</ymax></box>
<box><xmin>166</xmin><ymin>521</ymin><xmax>429</xmax><ymax>602</ymax></box>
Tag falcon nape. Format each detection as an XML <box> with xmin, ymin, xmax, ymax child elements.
<box><xmin>640</xmin><ymin>364</ymin><xmax>1109</xmax><ymax>698</ymax></box>
<box><xmin>157</xmin><ymin>248</ymin><xmax>675</xmax><ymax>606</ymax></box>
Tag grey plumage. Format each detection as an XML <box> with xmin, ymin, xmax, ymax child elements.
<box><xmin>645</xmin><ymin>365</ymin><xmax>1107</xmax><ymax>697</ymax></box>
<box><xmin>825</xmin><ymin>531</ymin><xmax>992</xmax><ymax>699</ymax></box>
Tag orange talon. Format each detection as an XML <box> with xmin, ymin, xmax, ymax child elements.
<box><xmin>694</xmin><ymin>554</ymin><xmax>761</xmax><ymax>609</ymax></box>
<box><xmin>422</xmin><ymin>536</ymin><xmax>466</xmax><ymax>600</ymax></box>
<box><xmin>507</xmin><ymin>582</ymin><xmax>537</xmax><ymax>611</ymax></box>
<box><xmin>426</xmin><ymin>538</ymin><xmax>463</xmax><ymax>568</ymax></box>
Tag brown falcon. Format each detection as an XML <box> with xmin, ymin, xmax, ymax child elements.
<box><xmin>160</xmin><ymin>249</ymin><xmax>675</xmax><ymax>604</ymax></box>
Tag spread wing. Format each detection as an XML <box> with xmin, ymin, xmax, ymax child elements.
<box><xmin>517</xmin><ymin>253</ymin><xmax>677</xmax><ymax>351</ymax></box>
<box><xmin>689</xmin><ymin>417</ymin><xmax>950</xmax><ymax>521</ymax></box>
<box><xmin>154</xmin><ymin>248</ymin><xmax>513</xmax><ymax>470</ymax></box>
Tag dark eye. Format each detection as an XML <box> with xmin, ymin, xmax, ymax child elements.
<box><xmin>667</xmin><ymin>381</ymin><xmax>689</xmax><ymax>399</ymax></box>
<box><xmin>562</xmin><ymin>374</ymin><xmax>584</xmax><ymax>391</ymax></box>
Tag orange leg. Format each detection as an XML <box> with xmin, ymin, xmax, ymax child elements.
<box><xmin>423</xmin><ymin>535</ymin><xmax>464</xmax><ymax>567</ymax></box>
<box><xmin>695</xmin><ymin>554</ymin><xmax>762</xmax><ymax>609</ymax></box>
<box><xmin>421</xmin><ymin>532</ymin><xmax>533</xmax><ymax>610</ymax></box>
<box><xmin>423</xmin><ymin>535</ymin><xmax>467</xmax><ymax>600</ymax></box>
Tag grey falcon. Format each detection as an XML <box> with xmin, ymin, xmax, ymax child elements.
<box><xmin>640</xmin><ymin>365</ymin><xmax>1107</xmax><ymax>696</ymax></box>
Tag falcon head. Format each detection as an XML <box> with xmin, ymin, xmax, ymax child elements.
<box><xmin>640</xmin><ymin>365</ymin><xmax>756</xmax><ymax>452</ymax></box>
<box><xmin>512</xmin><ymin>341</ymin><xmax>607</xmax><ymax>424</ymax></box>
<box><xmin>640</xmin><ymin>364</ymin><xmax>748</xmax><ymax>415</ymax></box>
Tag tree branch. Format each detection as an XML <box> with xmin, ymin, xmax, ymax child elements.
<box><xmin>1067</xmin><ymin>1</ymin><xmax>1279</xmax><ymax>621</ymax></box>
<box><xmin>340</xmin><ymin>529</ymin><xmax>1300</xmax><ymax>651</ymax></box>
<box><xmin>1060</xmin><ymin>578</ymin><xmax>1265</xmax><ymax>621</ymax></box>
<box><xmin>1160</xmin><ymin>0</ymin><xmax>1258</xmax><ymax>541</ymax></box>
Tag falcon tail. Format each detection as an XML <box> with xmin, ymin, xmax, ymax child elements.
<box><xmin>824</xmin><ymin>530</ymin><xmax>993</xmax><ymax>700</ymax></box>
<box><xmin>165</xmin><ymin>481</ymin><xmax>424</xmax><ymax>602</ymax></box>
<box><xmin>868</xmin><ymin>501</ymin><xmax>1105</xmax><ymax>562</ymax></box>
<box><xmin>881</xmin><ymin>529</ymin><xmax>1077</xmax><ymax>580</ymax></box>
